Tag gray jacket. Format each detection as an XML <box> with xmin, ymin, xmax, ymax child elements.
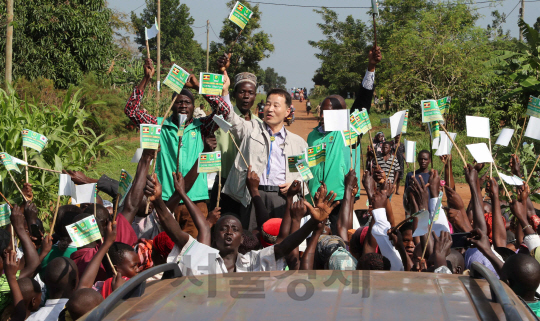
<box><xmin>222</xmin><ymin>110</ymin><xmax>308</xmax><ymax>207</ymax></box>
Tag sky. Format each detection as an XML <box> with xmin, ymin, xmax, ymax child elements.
<box><xmin>108</xmin><ymin>0</ymin><xmax>539</xmax><ymax>90</ymax></box>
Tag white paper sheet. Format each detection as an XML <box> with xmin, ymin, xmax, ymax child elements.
<box><xmin>213</xmin><ymin>114</ymin><xmax>232</xmax><ymax>133</ymax></box>
<box><xmin>145</xmin><ymin>18</ymin><xmax>159</xmax><ymax>40</ymax></box>
<box><xmin>71</xmin><ymin>183</ymin><xmax>97</xmax><ymax>205</ymax></box>
<box><xmin>435</xmin><ymin>132</ymin><xmax>457</xmax><ymax>156</ymax></box>
<box><xmin>524</xmin><ymin>116</ymin><xmax>540</xmax><ymax>140</ymax></box>
<box><xmin>432</xmin><ymin>137</ymin><xmax>440</xmax><ymax>149</ymax></box>
<box><xmin>323</xmin><ymin>110</ymin><xmax>350</xmax><ymax>132</ymax></box>
<box><xmin>59</xmin><ymin>174</ymin><xmax>73</xmax><ymax>196</ymax></box>
<box><xmin>390</xmin><ymin>110</ymin><xmax>407</xmax><ymax>138</ymax></box>
<box><xmin>466</xmin><ymin>116</ymin><xmax>490</xmax><ymax>139</ymax></box>
<box><xmin>405</xmin><ymin>140</ymin><xmax>416</xmax><ymax>163</ymax></box>
<box><xmin>466</xmin><ymin>143</ymin><xmax>493</xmax><ymax>163</ymax></box>
<box><xmin>498</xmin><ymin>173</ymin><xmax>524</xmax><ymax>186</ymax></box>
<box><xmin>495</xmin><ymin>128</ymin><xmax>515</xmax><ymax>146</ymax></box>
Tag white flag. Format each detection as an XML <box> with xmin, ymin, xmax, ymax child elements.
<box><xmin>435</xmin><ymin>132</ymin><xmax>457</xmax><ymax>156</ymax></box>
<box><xmin>59</xmin><ymin>174</ymin><xmax>73</xmax><ymax>196</ymax></box>
<box><xmin>405</xmin><ymin>140</ymin><xmax>416</xmax><ymax>163</ymax></box>
<box><xmin>524</xmin><ymin>116</ymin><xmax>540</xmax><ymax>140</ymax></box>
<box><xmin>389</xmin><ymin>110</ymin><xmax>407</xmax><ymax>138</ymax></box>
<box><xmin>213</xmin><ymin>115</ymin><xmax>232</xmax><ymax>133</ymax></box>
<box><xmin>466</xmin><ymin>143</ymin><xmax>493</xmax><ymax>163</ymax></box>
<box><xmin>145</xmin><ymin>18</ymin><xmax>159</xmax><ymax>40</ymax></box>
<box><xmin>466</xmin><ymin>116</ymin><xmax>490</xmax><ymax>139</ymax></box>
<box><xmin>495</xmin><ymin>128</ymin><xmax>515</xmax><ymax>147</ymax></box>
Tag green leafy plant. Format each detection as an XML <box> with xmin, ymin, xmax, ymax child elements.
<box><xmin>0</xmin><ymin>86</ymin><xmax>120</xmax><ymax>221</ymax></box>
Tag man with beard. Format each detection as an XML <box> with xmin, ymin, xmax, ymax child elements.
<box><xmin>124</xmin><ymin>58</ymin><xmax>231</xmax><ymax>237</ymax></box>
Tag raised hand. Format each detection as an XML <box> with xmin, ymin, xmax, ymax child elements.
<box><xmin>362</xmin><ymin>170</ymin><xmax>376</xmax><ymax>200</ymax></box>
<box><xmin>464</xmin><ymin>164</ymin><xmax>479</xmax><ymax>187</ymax></box>
<box><xmin>509</xmin><ymin>154</ymin><xmax>521</xmax><ymax>177</ymax></box>
<box><xmin>24</xmin><ymin>201</ymin><xmax>38</xmax><ymax>224</ymax></box>
<box><xmin>246</xmin><ymin>166</ymin><xmax>260</xmax><ymax>197</ymax></box>
<box><xmin>4</xmin><ymin>251</ymin><xmax>19</xmax><ymax>278</ymax></box>
<box><xmin>22</xmin><ymin>183</ymin><xmax>33</xmax><ymax>201</ymax></box>
<box><xmin>41</xmin><ymin>233</ymin><xmax>53</xmax><ymax>255</ymax></box>
<box><xmin>344</xmin><ymin>169</ymin><xmax>358</xmax><ymax>196</ymax></box>
<box><xmin>144</xmin><ymin>173</ymin><xmax>162</xmax><ymax>202</ymax></box>
<box><xmin>485</xmin><ymin>177</ymin><xmax>499</xmax><ymax>199</ymax></box>
<box><xmin>184</xmin><ymin>74</ymin><xmax>200</xmax><ymax>90</ymax></box>
<box><xmin>111</xmin><ymin>272</ymin><xmax>126</xmax><ymax>291</ymax></box>
<box><xmin>372</xmin><ymin>189</ymin><xmax>388</xmax><ymax>209</ymax></box>
<box><xmin>368</xmin><ymin>46</ymin><xmax>382</xmax><ymax>68</ymax></box>
<box><xmin>427</xmin><ymin>169</ymin><xmax>441</xmax><ymax>197</ymax></box>
<box><xmin>217</xmin><ymin>53</ymin><xmax>231</xmax><ymax>72</ymax></box>
<box><xmin>290</xmin><ymin>200</ymin><xmax>307</xmax><ymax>221</ymax></box>
<box><xmin>410</xmin><ymin>175</ymin><xmax>429</xmax><ymax>211</ymax></box>
<box><xmin>467</xmin><ymin>228</ymin><xmax>491</xmax><ymax>254</ymax></box>
<box><xmin>62</xmin><ymin>170</ymin><xmax>96</xmax><ymax>185</ymax></box>
<box><xmin>304</xmin><ymin>189</ymin><xmax>339</xmax><ymax>222</ymax></box>
<box><xmin>287</xmin><ymin>180</ymin><xmax>302</xmax><ymax>198</ymax></box>
<box><xmin>10</xmin><ymin>205</ymin><xmax>26</xmax><ymax>234</ymax></box>
<box><xmin>206</xmin><ymin>207</ymin><xmax>221</xmax><ymax>227</ymax></box>
<box><xmin>143</xmin><ymin>58</ymin><xmax>155</xmax><ymax>79</ymax></box>
<box><xmin>444</xmin><ymin>185</ymin><xmax>465</xmax><ymax>211</ymax></box>
<box><xmin>104</xmin><ymin>220</ymin><xmax>117</xmax><ymax>246</ymax></box>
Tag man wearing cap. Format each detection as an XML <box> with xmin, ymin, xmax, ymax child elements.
<box><xmin>124</xmin><ymin>58</ymin><xmax>231</xmax><ymax>237</ymax></box>
<box><xmin>217</xmin><ymin>55</ymin><xmax>308</xmax><ymax>231</ymax></box>
<box><xmin>209</xmin><ymin>72</ymin><xmax>262</xmax><ymax>218</ymax></box>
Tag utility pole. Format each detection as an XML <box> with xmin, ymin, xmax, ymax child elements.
<box><xmin>519</xmin><ymin>0</ymin><xmax>524</xmax><ymax>41</ymax></box>
<box><xmin>157</xmin><ymin>0</ymin><xmax>161</xmax><ymax>111</ymax></box>
<box><xmin>5</xmin><ymin>0</ymin><xmax>14</xmax><ymax>86</ymax></box>
<box><xmin>206</xmin><ymin>20</ymin><xmax>210</xmax><ymax>72</ymax></box>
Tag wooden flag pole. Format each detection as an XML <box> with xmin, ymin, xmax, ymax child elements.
<box><xmin>23</xmin><ymin>147</ymin><xmax>28</xmax><ymax>183</ymax></box>
<box><xmin>26</xmin><ymin>164</ymin><xmax>61</xmax><ymax>174</ymax></box>
<box><xmin>145</xmin><ymin>40</ymin><xmax>151</xmax><ymax>59</ymax></box>
<box><xmin>421</xmin><ymin>221</ymin><xmax>435</xmax><ymax>261</ymax></box>
<box><xmin>106</xmin><ymin>252</ymin><xmax>117</xmax><ymax>276</ymax></box>
<box><xmin>372</xmin><ymin>13</ymin><xmax>377</xmax><ymax>50</ymax></box>
<box><xmin>439</xmin><ymin>123</ymin><xmax>467</xmax><ymax>165</ymax></box>
<box><xmin>349</xmin><ymin>131</ymin><xmax>353</xmax><ymax>170</ymax></box>
<box><xmin>7</xmin><ymin>170</ymin><xmax>27</xmax><ymax>202</ymax></box>
<box><xmin>0</xmin><ymin>190</ymin><xmax>12</xmax><ymax>208</ymax></box>
<box><xmin>219</xmin><ymin>29</ymin><xmax>244</xmax><ymax>73</ymax></box>
<box><xmin>515</xmin><ymin>117</ymin><xmax>528</xmax><ymax>155</ymax></box>
<box><xmin>49</xmin><ymin>195</ymin><xmax>61</xmax><ymax>236</ymax></box>
<box><xmin>493</xmin><ymin>162</ymin><xmax>511</xmax><ymax>198</ymax></box>
<box><xmin>113</xmin><ymin>196</ymin><xmax>120</xmax><ymax>222</ymax></box>
<box><xmin>228</xmin><ymin>131</ymin><xmax>248</xmax><ymax>167</ymax></box>
<box><xmin>526</xmin><ymin>155</ymin><xmax>540</xmax><ymax>185</ymax></box>
<box><xmin>10</xmin><ymin>225</ymin><xmax>14</xmax><ymax>253</ymax></box>
<box><xmin>217</xmin><ymin>170</ymin><xmax>222</xmax><ymax>208</ymax></box>
<box><xmin>368</xmin><ymin>131</ymin><xmax>380</xmax><ymax>168</ymax></box>
<box><xmin>145</xmin><ymin>98</ymin><xmax>177</xmax><ymax>214</ymax></box>
<box><xmin>489</xmin><ymin>137</ymin><xmax>493</xmax><ymax>178</ymax></box>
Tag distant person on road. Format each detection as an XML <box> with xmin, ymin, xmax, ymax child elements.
<box><xmin>306</xmin><ymin>99</ymin><xmax>311</xmax><ymax>115</ymax></box>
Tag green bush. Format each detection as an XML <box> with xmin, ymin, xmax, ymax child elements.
<box><xmin>0</xmin><ymin>86</ymin><xmax>120</xmax><ymax>222</ymax></box>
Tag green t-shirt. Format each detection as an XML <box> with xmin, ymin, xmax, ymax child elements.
<box><xmin>0</xmin><ymin>271</ymin><xmax>19</xmax><ymax>315</ymax></box>
<box><xmin>38</xmin><ymin>244</ymin><xmax>77</xmax><ymax>280</ymax></box>
<box><xmin>527</xmin><ymin>301</ymin><xmax>540</xmax><ymax>317</ymax></box>
<box><xmin>307</xmin><ymin>127</ymin><xmax>361</xmax><ymax>201</ymax></box>
<box><xmin>156</xmin><ymin>117</ymin><xmax>208</xmax><ymax>202</ymax></box>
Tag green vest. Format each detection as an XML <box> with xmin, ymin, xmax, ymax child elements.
<box><xmin>307</xmin><ymin>128</ymin><xmax>361</xmax><ymax>201</ymax></box>
<box><xmin>156</xmin><ymin>117</ymin><xmax>208</xmax><ymax>202</ymax></box>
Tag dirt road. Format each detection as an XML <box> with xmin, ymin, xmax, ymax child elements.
<box><xmin>288</xmin><ymin>100</ymin><xmax>473</xmax><ymax>224</ymax></box>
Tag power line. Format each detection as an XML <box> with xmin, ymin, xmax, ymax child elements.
<box><xmin>192</xmin><ymin>25</ymin><xmax>207</xmax><ymax>28</ymax></box>
<box><xmin>209</xmin><ymin>22</ymin><xmax>220</xmax><ymax>40</ymax></box>
<box><xmin>505</xmin><ymin>0</ymin><xmax>521</xmax><ymax>19</ymax></box>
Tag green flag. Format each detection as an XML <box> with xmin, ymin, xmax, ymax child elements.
<box><xmin>228</xmin><ymin>1</ymin><xmax>254</xmax><ymax>29</ymax></box>
<box><xmin>22</xmin><ymin>129</ymin><xmax>48</xmax><ymax>153</ymax></box>
<box><xmin>199</xmin><ymin>73</ymin><xmax>224</xmax><ymax>96</ymax></box>
<box><xmin>307</xmin><ymin>143</ymin><xmax>326</xmax><ymax>167</ymax></box>
<box><xmin>287</xmin><ymin>153</ymin><xmax>308</xmax><ymax>172</ymax></box>
<box><xmin>66</xmin><ymin>215</ymin><xmax>102</xmax><ymax>247</ymax></box>
<box><xmin>0</xmin><ymin>204</ymin><xmax>10</xmax><ymax>227</ymax></box>
<box><xmin>526</xmin><ymin>95</ymin><xmax>540</xmax><ymax>118</ymax></box>
<box><xmin>163</xmin><ymin>64</ymin><xmax>190</xmax><ymax>94</ymax></box>
<box><xmin>421</xmin><ymin>100</ymin><xmax>444</xmax><ymax>123</ymax></box>
<box><xmin>118</xmin><ymin>170</ymin><xmax>133</xmax><ymax>206</ymax></box>
<box><xmin>140</xmin><ymin>124</ymin><xmax>162</xmax><ymax>150</ymax></box>
<box><xmin>197</xmin><ymin>152</ymin><xmax>222</xmax><ymax>173</ymax></box>
<box><xmin>296</xmin><ymin>160</ymin><xmax>314</xmax><ymax>181</ymax></box>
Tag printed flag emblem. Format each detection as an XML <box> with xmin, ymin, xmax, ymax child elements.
<box><xmin>40</xmin><ymin>136</ymin><xmax>47</xmax><ymax>142</ymax></box>
<box><xmin>73</xmin><ymin>227</ymin><xmax>78</xmax><ymax>232</ymax></box>
<box><xmin>217</xmin><ymin>153</ymin><xmax>221</xmax><ymax>158</ymax></box>
<box><xmin>91</xmin><ymin>218</ymin><xmax>96</xmax><ymax>224</ymax></box>
<box><xmin>201</xmin><ymin>155</ymin><xmax>207</xmax><ymax>160</ymax></box>
<box><xmin>22</xmin><ymin>130</ymin><xmax>28</xmax><ymax>135</ymax></box>
<box><xmin>531</xmin><ymin>97</ymin><xmax>533</xmax><ymax>102</ymax></box>
<box><xmin>156</xmin><ymin>128</ymin><xmax>161</xmax><ymax>134</ymax></box>
<box><xmin>203</xmin><ymin>75</ymin><xmax>210</xmax><ymax>81</ymax></box>
<box><xmin>238</xmin><ymin>4</ymin><xmax>244</xmax><ymax>10</ymax></box>
<box><xmin>298</xmin><ymin>164</ymin><xmax>304</xmax><ymax>170</ymax></box>
<box><xmin>172</xmin><ymin>68</ymin><xmax>180</xmax><ymax>75</ymax></box>
<box><xmin>308</xmin><ymin>148</ymin><xmax>313</xmax><ymax>153</ymax></box>
<box><xmin>0</xmin><ymin>154</ymin><xmax>4</xmax><ymax>159</ymax></box>
<box><xmin>142</xmin><ymin>127</ymin><xmax>150</xmax><ymax>134</ymax></box>
<box><xmin>423</xmin><ymin>102</ymin><xmax>430</xmax><ymax>108</ymax></box>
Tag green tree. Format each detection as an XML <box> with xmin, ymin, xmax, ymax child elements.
<box><xmin>209</xmin><ymin>1</ymin><xmax>274</xmax><ymax>76</ymax></box>
<box><xmin>0</xmin><ymin>0</ymin><xmax>115</xmax><ymax>88</ymax></box>
<box><xmin>131</xmin><ymin>0</ymin><xmax>205</xmax><ymax>73</ymax></box>
<box><xmin>309</xmin><ymin>8</ymin><xmax>369</xmax><ymax>96</ymax></box>
<box><xmin>260</xmin><ymin>67</ymin><xmax>287</xmax><ymax>92</ymax></box>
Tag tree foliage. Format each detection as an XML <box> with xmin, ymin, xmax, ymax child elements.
<box><xmin>209</xmin><ymin>1</ymin><xmax>274</xmax><ymax>77</ymax></box>
<box><xmin>259</xmin><ymin>67</ymin><xmax>287</xmax><ymax>92</ymax></box>
<box><xmin>0</xmin><ymin>0</ymin><xmax>115</xmax><ymax>88</ymax></box>
<box><xmin>131</xmin><ymin>0</ymin><xmax>205</xmax><ymax>73</ymax></box>
<box><xmin>309</xmin><ymin>8</ymin><xmax>369</xmax><ymax>96</ymax></box>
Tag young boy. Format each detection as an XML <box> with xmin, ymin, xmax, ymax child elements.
<box><xmin>93</xmin><ymin>242</ymin><xmax>140</xmax><ymax>299</ymax></box>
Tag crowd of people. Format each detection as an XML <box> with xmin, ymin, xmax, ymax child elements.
<box><xmin>1</xmin><ymin>45</ymin><xmax>540</xmax><ymax>320</ymax></box>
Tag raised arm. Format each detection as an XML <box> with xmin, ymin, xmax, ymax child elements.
<box><xmin>350</xmin><ymin>46</ymin><xmax>381</xmax><ymax>114</ymax></box>
<box><xmin>122</xmin><ymin>149</ymin><xmax>153</xmax><ymax>224</ymax></box>
<box><xmin>464</xmin><ymin>164</ymin><xmax>487</xmax><ymax>235</ymax></box>
<box><xmin>11</xmin><ymin>206</ymin><xmax>40</xmax><ymax>279</ymax></box>
<box><xmin>440</xmin><ymin>155</ymin><xmax>455</xmax><ymax>190</ymax></box>
<box><xmin>165</xmin><ymin>158</ymin><xmax>200</xmax><ymax>213</ymax></box>
<box><xmin>486</xmin><ymin>178</ymin><xmax>506</xmax><ymax>248</ymax></box>
<box><xmin>337</xmin><ymin>170</ymin><xmax>357</xmax><ymax>241</ymax></box>
<box><xmin>77</xmin><ymin>220</ymin><xmax>117</xmax><ymax>289</ymax></box>
<box><xmin>468</xmin><ymin>228</ymin><xmax>503</xmax><ymax>275</ymax></box>
<box><xmin>371</xmin><ymin>190</ymin><xmax>404</xmax><ymax>271</ymax></box>
<box><xmin>276</xmin><ymin>181</ymin><xmax>302</xmax><ymax>243</ymax></box>
<box><xmin>124</xmin><ymin>58</ymin><xmax>157</xmax><ymax>126</ymax></box>
<box><xmin>5</xmin><ymin>251</ymin><xmax>25</xmax><ymax>321</ymax></box>
<box><xmin>246</xmin><ymin>166</ymin><xmax>270</xmax><ymax>230</ymax></box>
<box><xmin>145</xmin><ymin>174</ymin><xmax>191</xmax><ymax>250</ymax></box>
<box><xmin>274</xmin><ymin>185</ymin><xmax>339</xmax><ymax>260</ymax></box>
<box><xmin>172</xmin><ymin>172</ymin><xmax>211</xmax><ymax>245</ymax></box>
<box><xmin>300</xmin><ymin>220</ymin><xmax>325</xmax><ymax>270</ymax></box>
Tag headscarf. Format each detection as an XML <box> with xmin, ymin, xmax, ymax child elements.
<box><xmin>153</xmin><ymin>232</ymin><xmax>175</xmax><ymax>258</ymax></box>
<box><xmin>134</xmin><ymin>238</ymin><xmax>153</xmax><ymax>271</ymax></box>
<box><xmin>316</xmin><ymin>235</ymin><xmax>347</xmax><ymax>267</ymax></box>
<box><xmin>327</xmin><ymin>247</ymin><xmax>358</xmax><ymax>270</ymax></box>
<box><xmin>260</xmin><ymin>218</ymin><xmax>282</xmax><ymax>248</ymax></box>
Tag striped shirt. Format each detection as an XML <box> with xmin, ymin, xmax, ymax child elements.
<box><xmin>376</xmin><ymin>155</ymin><xmax>400</xmax><ymax>183</ymax></box>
